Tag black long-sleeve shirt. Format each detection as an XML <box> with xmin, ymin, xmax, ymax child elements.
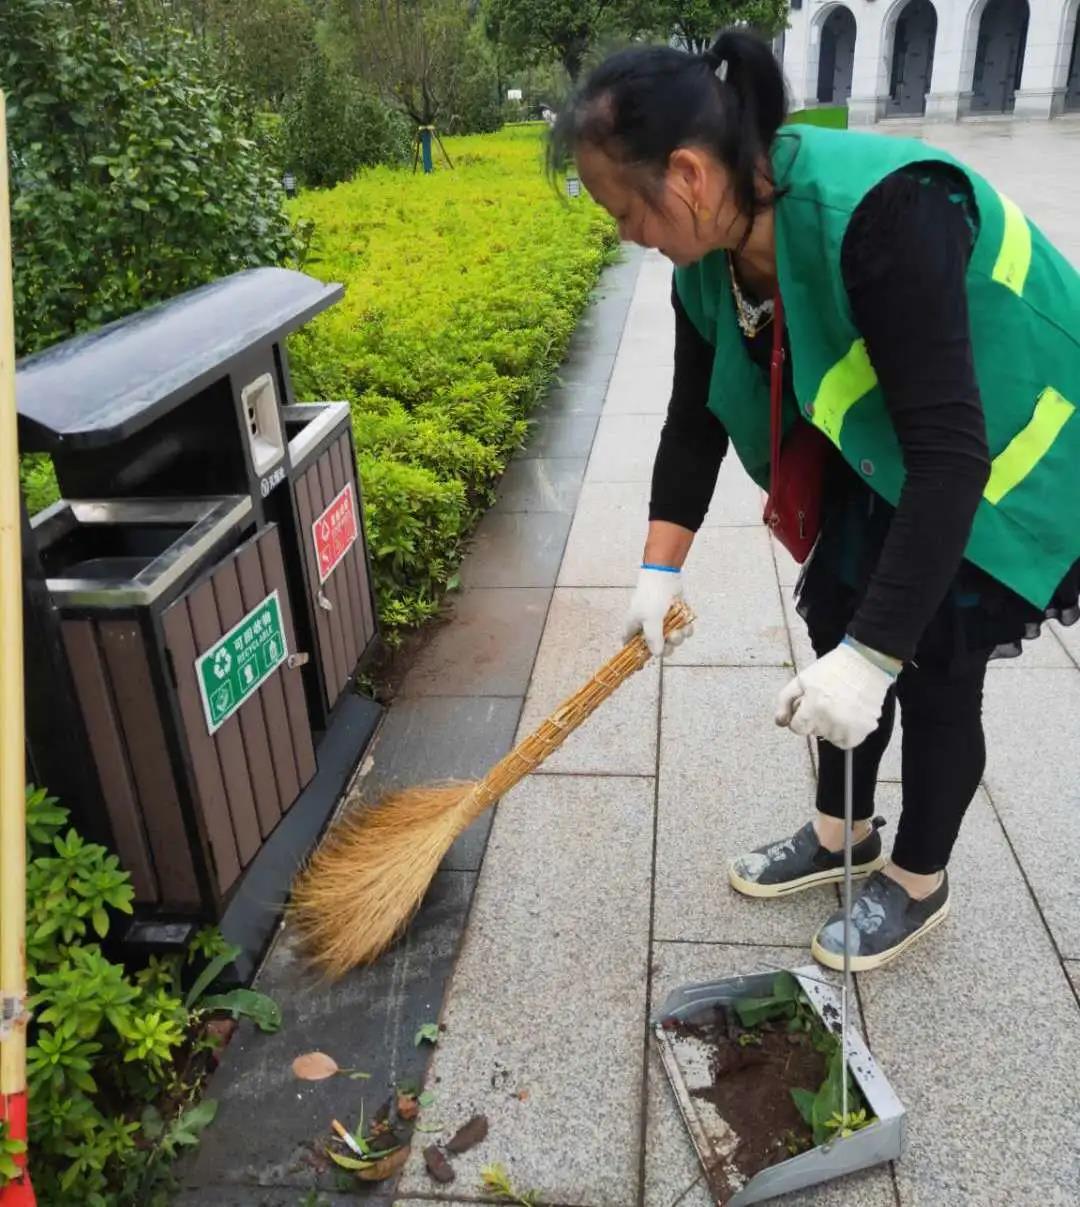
<box><xmin>649</xmin><ymin>167</ymin><xmax>992</xmax><ymax>661</ymax></box>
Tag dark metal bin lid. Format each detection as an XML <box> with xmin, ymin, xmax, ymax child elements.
<box><xmin>16</xmin><ymin>267</ymin><xmax>343</xmax><ymax>453</ymax></box>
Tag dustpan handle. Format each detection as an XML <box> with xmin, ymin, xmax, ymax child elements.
<box><xmin>458</xmin><ymin>601</ymin><xmax>695</xmax><ymax>822</ymax></box>
<box><xmin>841</xmin><ymin>746</ymin><xmax>853</xmax><ymax>1125</ymax></box>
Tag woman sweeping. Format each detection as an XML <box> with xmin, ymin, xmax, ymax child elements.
<box><xmin>549</xmin><ymin>31</ymin><xmax>1080</xmax><ymax>971</ymax></box>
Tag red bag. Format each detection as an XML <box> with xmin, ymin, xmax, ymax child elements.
<box><xmin>762</xmin><ymin>292</ymin><xmax>831</xmax><ymax>563</ymax></box>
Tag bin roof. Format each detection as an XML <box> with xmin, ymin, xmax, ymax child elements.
<box><xmin>16</xmin><ymin>267</ymin><xmax>343</xmax><ymax>453</ymax></box>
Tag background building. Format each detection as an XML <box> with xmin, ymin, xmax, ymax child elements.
<box><xmin>781</xmin><ymin>0</ymin><xmax>1080</xmax><ymax>121</ymax></box>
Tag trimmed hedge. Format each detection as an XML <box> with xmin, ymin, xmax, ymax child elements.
<box><xmin>288</xmin><ymin>124</ymin><xmax>617</xmax><ymax>635</ymax></box>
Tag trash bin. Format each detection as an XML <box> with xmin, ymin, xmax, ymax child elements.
<box><xmin>281</xmin><ymin>402</ymin><xmax>378</xmax><ymax>725</ymax></box>
<box><xmin>34</xmin><ymin>500</ymin><xmax>315</xmax><ymax>911</ymax></box>
<box><xmin>16</xmin><ymin>268</ymin><xmax>382</xmax><ymax>960</ymax></box>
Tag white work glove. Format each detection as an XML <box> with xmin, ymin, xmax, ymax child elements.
<box><xmin>774</xmin><ymin>640</ymin><xmax>896</xmax><ymax>750</ymax></box>
<box><xmin>623</xmin><ymin>565</ymin><xmax>694</xmax><ymax>657</ymax></box>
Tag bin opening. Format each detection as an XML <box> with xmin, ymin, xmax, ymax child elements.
<box><xmin>32</xmin><ymin>496</ymin><xmax>253</xmax><ymax>607</ymax></box>
<box><xmin>40</xmin><ymin>520</ymin><xmax>191</xmax><ymax>579</ymax></box>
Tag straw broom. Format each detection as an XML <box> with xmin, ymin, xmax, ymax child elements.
<box><xmin>289</xmin><ymin>601</ymin><xmax>694</xmax><ymax>977</ymax></box>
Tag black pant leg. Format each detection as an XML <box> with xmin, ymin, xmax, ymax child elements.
<box><xmin>891</xmin><ymin>654</ymin><xmax>990</xmax><ymax>874</ymax></box>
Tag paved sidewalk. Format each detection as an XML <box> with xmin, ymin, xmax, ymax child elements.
<box><xmin>394</xmin><ymin>124</ymin><xmax>1080</xmax><ymax>1207</ymax></box>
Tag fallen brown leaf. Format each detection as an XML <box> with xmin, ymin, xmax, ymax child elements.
<box><xmin>516</xmin><ymin>1089</ymin><xmax>530</xmax><ymax>1102</ymax></box>
<box><xmin>291</xmin><ymin>1051</ymin><xmax>339</xmax><ymax>1080</ymax></box>
<box><xmin>423</xmin><ymin>1144</ymin><xmax>456</xmax><ymax>1184</ymax></box>
<box><xmin>356</xmin><ymin>1145</ymin><xmax>409</xmax><ymax>1181</ymax></box>
<box><xmin>445</xmin><ymin>1113</ymin><xmax>488</xmax><ymax>1155</ymax></box>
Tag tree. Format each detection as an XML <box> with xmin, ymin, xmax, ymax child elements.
<box><xmin>486</xmin><ymin>0</ymin><xmax>653</xmax><ymax>84</ymax></box>
<box><xmin>282</xmin><ymin>52</ymin><xmax>411</xmax><ymax>186</ymax></box>
<box><xmin>335</xmin><ymin>0</ymin><xmax>480</xmax><ymax>127</ymax></box>
<box><xmin>650</xmin><ymin>0</ymin><xmax>789</xmax><ymax>54</ymax></box>
<box><xmin>1</xmin><ymin>0</ymin><xmax>295</xmax><ymax>356</ymax></box>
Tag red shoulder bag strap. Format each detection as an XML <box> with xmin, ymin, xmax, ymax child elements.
<box><xmin>768</xmin><ymin>291</ymin><xmax>785</xmax><ymax>503</ymax></box>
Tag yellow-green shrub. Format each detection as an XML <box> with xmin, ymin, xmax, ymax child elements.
<box><xmin>288</xmin><ymin>123</ymin><xmax>616</xmax><ymax>635</ymax></box>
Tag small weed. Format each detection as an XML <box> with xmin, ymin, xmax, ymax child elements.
<box><xmin>480</xmin><ymin>1162</ymin><xmax>540</xmax><ymax>1206</ymax></box>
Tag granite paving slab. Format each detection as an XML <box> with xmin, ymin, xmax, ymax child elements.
<box><xmin>981</xmin><ymin>668</ymin><xmax>1080</xmax><ymax>958</ymax></box>
<box><xmin>398</xmin><ymin>588</ymin><xmax>551</xmax><ymax>699</ymax></box>
<box><xmin>362</xmin><ymin>696</ymin><xmax>523</xmax><ymax>872</ymax></box>
<box><xmin>395</xmin><ymin>774</ymin><xmax>655</xmax><ymax>1205</ymax></box>
<box><xmin>772</xmin><ymin>537</ymin><xmax>802</xmax><ymax>588</ymax></box>
<box><xmin>552</xmin><ymin>348</ymin><xmax>617</xmax><ymax>387</ymax></box>
<box><xmin>514</xmin><ymin>587</ymin><xmax>660</xmax><ymax>776</ymax></box>
<box><xmin>457</xmin><ymin>511</ymin><xmax>573</xmax><ymax>589</ymax></box>
<box><xmin>490</xmin><ymin>457</ymin><xmax>587</xmax><ymax>513</ymax></box>
<box><xmin>534</xmin><ymin>378</ymin><xmax>610</xmax><ymax>417</ymax></box>
<box><xmin>705</xmin><ymin>455</ymin><xmax>767</xmax><ymax>526</ymax></box>
<box><xmin>604</xmin><ymin>357</ymin><xmax>675</xmax><ymax>414</ymax></box>
<box><xmin>985</xmin><ymin>625</ymin><xmax>1074</xmax><ymax>668</ymax></box>
<box><xmin>515</xmin><ymin>414</ymin><xmax>600</xmax><ymax>460</ymax></box>
<box><xmin>1050</xmin><ymin>618</ymin><xmax>1080</xmax><ymax>667</ymax></box>
<box><xmin>668</xmin><ymin>527</ymin><xmax>790</xmax><ymax>667</ymax></box>
<box><xmin>1067</xmin><ymin>961</ymin><xmax>1080</xmax><ymax>1000</ymax></box>
<box><xmin>645</xmin><ymin>941</ymin><xmax>896</xmax><ymax>1207</ymax></box>
<box><xmin>857</xmin><ymin>785</ymin><xmax>1080</xmax><ymax>1206</ymax></box>
<box><xmin>557</xmin><ymin>481</ymin><xmax>650</xmax><ymax>588</ymax></box>
<box><xmin>558</xmin><ymin>468</ymin><xmax>759</xmax><ymax>590</ymax></box>
<box><xmin>656</xmin><ymin>665</ymin><xmax>834</xmax><ymax>947</ymax></box>
<box><xmin>584</xmin><ymin>412</ymin><xmax>667</xmax><ymax>483</ymax></box>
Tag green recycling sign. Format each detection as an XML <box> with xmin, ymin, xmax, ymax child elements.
<box><xmin>196</xmin><ymin>590</ymin><xmax>288</xmax><ymax>735</ymax></box>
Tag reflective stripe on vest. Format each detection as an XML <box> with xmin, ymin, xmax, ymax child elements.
<box><xmin>984</xmin><ymin>386</ymin><xmax>1075</xmax><ymax>506</ymax></box>
<box><xmin>810</xmin><ymin>338</ymin><xmax>877</xmax><ymax>444</ymax></box>
<box><xmin>992</xmin><ymin>192</ymin><xmax>1032</xmax><ymax>297</ymax></box>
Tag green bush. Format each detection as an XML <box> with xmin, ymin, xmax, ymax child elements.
<box><xmin>289</xmin><ymin>123</ymin><xmax>617</xmax><ymax>635</ymax></box>
<box><xmin>0</xmin><ymin>0</ymin><xmax>295</xmax><ymax>358</ymax></box>
<box><xmin>19</xmin><ymin>787</ymin><xmax>276</xmax><ymax>1205</ymax></box>
<box><xmin>282</xmin><ymin>52</ymin><xmax>411</xmax><ymax>188</ymax></box>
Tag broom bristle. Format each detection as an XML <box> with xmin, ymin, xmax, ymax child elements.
<box><xmin>288</xmin><ymin>782</ymin><xmax>476</xmax><ymax>978</ymax></box>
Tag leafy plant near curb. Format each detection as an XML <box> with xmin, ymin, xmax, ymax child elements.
<box><xmin>733</xmin><ymin>971</ymin><xmax>876</xmax><ymax>1148</ymax></box>
<box><xmin>0</xmin><ymin>1121</ymin><xmax>27</xmax><ymax>1183</ymax></box>
<box><xmin>288</xmin><ymin>123</ymin><xmax>617</xmax><ymax>636</ymax></box>
<box><xmin>20</xmin><ymin>785</ymin><xmax>278</xmax><ymax>1205</ymax></box>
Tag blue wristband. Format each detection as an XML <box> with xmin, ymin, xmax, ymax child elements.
<box><xmin>641</xmin><ymin>563</ymin><xmax>680</xmax><ymax>573</ymax></box>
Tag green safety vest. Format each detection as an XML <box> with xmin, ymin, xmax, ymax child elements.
<box><xmin>675</xmin><ymin>125</ymin><xmax>1080</xmax><ymax>609</ymax></box>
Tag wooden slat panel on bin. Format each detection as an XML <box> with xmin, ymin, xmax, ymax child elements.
<box><xmin>186</xmin><ymin>579</ymin><xmax>262</xmax><ymax>865</ymax></box>
<box><xmin>235</xmin><ymin>540</ymin><xmax>301</xmax><ymax>809</ymax></box>
<box><xmin>98</xmin><ymin>620</ymin><xmax>201</xmax><ymax>910</ymax></box>
<box><xmin>328</xmin><ymin>435</ymin><xmax>369</xmax><ymax>653</ymax></box>
<box><xmin>306</xmin><ymin>460</ymin><xmax>349</xmax><ymax>697</ymax></box>
<box><xmin>257</xmin><ymin>528</ymin><xmax>317</xmax><ymax>790</ymax></box>
<box><xmin>212</xmin><ymin>559</ymin><xmax>281</xmax><ymax>837</ymax></box>
<box><xmin>335</xmin><ymin>433</ymin><xmax>376</xmax><ymax>646</ymax></box>
<box><xmin>321</xmin><ymin>443</ymin><xmax>360</xmax><ymax>674</ymax></box>
<box><xmin>161</xmin><ymin>600</ymin><xmax>242</xmax><ymax>895</ymax></box>
<box><xmin>293</xmin><ymin>468</ymin><xmax>339</xmax><ymax>710</ymax></box>
<box><xmin>61</xmin><ymin>621</ymin><xmax>158</xmax><ymax>904</ymax></box>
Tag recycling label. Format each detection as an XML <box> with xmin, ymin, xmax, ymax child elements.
<box><xmin>196</xmin><ymin>590</ymin><xmax>288</xmax><ymax>735</ymax></box>
<box><xmin>312</xmin><ymin>482</ymin><xmax>358</xmax><ymax>584</ymax></box>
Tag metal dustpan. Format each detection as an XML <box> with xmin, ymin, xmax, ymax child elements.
<box><xmin>653</xmin><ymin>751</ymin><xmax>906</xmax><ymax>1204</ymax></box>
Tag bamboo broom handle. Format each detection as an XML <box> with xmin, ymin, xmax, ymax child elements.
<box><xmin>458</xmin><ymin>601</ymin><xmax>694</xmax><ymax>823</ymax></box>
<box><xmin>0</xmin><ymin>95</ymin><xmax>28</xmax><ymax>1099</ymax></box>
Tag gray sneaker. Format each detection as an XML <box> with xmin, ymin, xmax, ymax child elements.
<box><xmin>811</xmin><ymin>870</ymin><xmax>951</xmax><ymax>972</ymax></box>
<box><xmin>728</xmin><ymin>817</ymin><xmax>886</xmax><ymax>898</ymax></box>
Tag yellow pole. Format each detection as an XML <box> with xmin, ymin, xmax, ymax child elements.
<box><xmin>0</xmin><ymin>92</ymin><xmax>33</xmax><ymax>1203</ymax></box>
